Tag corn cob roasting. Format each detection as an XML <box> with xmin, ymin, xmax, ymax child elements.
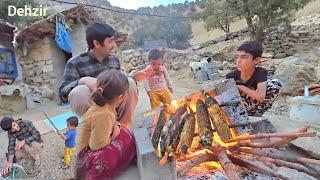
<box><xmin>166</xmin><ymin>109</ymin><xmax>188</xmax><ymax>158</ymax></box>
<box><xmin>152</xmin><ymin>108</ymin><xmax>170</xmax><ymax>149</ymax></box>
<box><xmin>159</xmin><ymin>104</ymin><xmax>188</xmax><ymax>158</ymax></box>
<box><xmin>205</xmin><ymin>93</ymin><xmax>232</xmax><ymax>142</ymax></box>
<box><xmin>196</xmin><ymin>99</ymin><xmax>213</xmax><ymax>146</ymax></box>
<box><xmin>176</xmin><ymin>113</ymin><xmax>196</xmax><ymax>155</ymax></box>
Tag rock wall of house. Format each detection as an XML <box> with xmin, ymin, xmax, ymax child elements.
<box><xmin>71</xmin><ymin>23</ymin><xmax>87</xmax><ymax>56</ymax></box>
<box><xmin>49</xmin><ymin>39</ymin><xmax>67</xmax><ymax>92</ymax></box>
<box><xmin>17</xmin><ymin>37</ymin><xmax>56</xmax><ymax>99</ymax></box>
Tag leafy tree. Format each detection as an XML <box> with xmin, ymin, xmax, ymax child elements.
<box><xmin>0</xmin><ymin>0</ymin><xmax>46</xmax><ymax>28</ymax></box>
<box><xmin>202</xmin><ymin>0</ymin><xmax>236</xmax><ymax>33</ymax></box>
<box><xmin>226</xmin><ymin>0</ymin><xmax>312</xmax><ymax>42</ymax></box>
<box><xmin>131</xmin><ymin>18</ymin><xmax>192</xmax><ymax>49</ymax></box>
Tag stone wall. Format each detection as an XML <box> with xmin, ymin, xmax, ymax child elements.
<box><xmin>122</xmin><ymin>48</ymin><xmax>202</xmax><ymax>75</ymax></box>
<box><xmin>264</xmin><ymin>23</ymin><xmax>296</xmax><ymax>59</ymax></box>
<box><xmin>17</xmin><ymin>37</ymin><xmax>57</xmax><ymax>99</ymax></box>
<box><xmin>71</xmin><ymin>23</ymin><xmax>87</xmax><ymax>56</ymax></box>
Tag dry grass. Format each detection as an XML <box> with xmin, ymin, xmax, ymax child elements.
<box><xmin>295</xmin><ymin>0</ymin><xmax>320</xmax><ymax>17</ymax></box>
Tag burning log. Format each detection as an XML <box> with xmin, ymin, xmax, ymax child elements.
<box><xmin>159</xmin><ymin>104</ymin><xmax>188</xmax><ymax>160</ymax></box>
<box><xmin>176</xmin><ymin>113</ymin><xmax>196</xmax><ymax>155</ymax></box>
<box><xmin>213</xmin><ymin>145</ymin><xmax>241</xmax><ymax>180</ymax></box>
<box><xmin>204</xmin><ymin>93</ymin><xmax>233</xmax><ymax>141</ymax></box>
<box><xmin>148</xmin><ymin>80</ymin><xmax>318</xmax><ymax>179</ymax></box>
<box><xmin>196</xmin><ymin>99</ymin><xmax>213</xmax><ymax>146</ymax></box>
<box><xmin>151</xmin><ymin>108</ymin><xmax>170</xmax><ymax>150</ymax></box>
<box><xmin>178</xmin><ymin>144</ymin><xmax>242</xmax><ymax>180</ymax></box>
<box><xmin>177</xmin><ymin>152</ymin><xmax>218</xmax><ymax>176</ymax></box>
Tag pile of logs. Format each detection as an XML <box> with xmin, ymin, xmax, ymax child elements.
<box><xmin>151</xmin><ymin>92</ymin><xmax>319</xmax><ymax>179</ymax></box>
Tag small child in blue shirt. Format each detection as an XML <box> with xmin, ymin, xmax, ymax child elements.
<box><xmin>58</xmin><ymin>116</ymin><xmax>78</xmax><ymax>169</ymax></box>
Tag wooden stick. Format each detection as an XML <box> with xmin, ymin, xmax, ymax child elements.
<box><xmin>310</xmin><ymin>88</ymin><xmax>320</xmax><ymax>96</ymax></box>
<box><xmin>228</xmin><ymin>154</ymin><xmax>289</xmax><ymax>180</ymax></box>
<box><xmin>253</xmin><ymin>156</ymin><xmax>320</xmax><ymax>178</ymax></box>
<box><xmin>224</xmin><ymin>131</ymin><xmax>316</xmax><ymax>143</ymax></box>
<box><xmin>235</xmin><ymin>147</ymin><xmax>320</xmax><ymax>167</ymax></box>
<box><xmin>301</xmin><ymin>163</ymin><xmax>320</xmax><ymax>176</ymax></box>
<box><xmin>214</xmin><ymin>145</ymin><xmax>241</xmax><ymax>180</ymax></box>
<box><xmin>227</xmin><ymin>125</ymin><xmax>311</xmax><ymax>149</ymax></box>
<box><xmin>177</xmin><ymin>152</ymin><xmax>218</xmax><ymax>176</ymax></box>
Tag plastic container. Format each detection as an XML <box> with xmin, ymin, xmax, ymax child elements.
<box><xmin>290</xmin><ymin>96</ymin><xmax>320</xmax><ymax>123</ymax></box>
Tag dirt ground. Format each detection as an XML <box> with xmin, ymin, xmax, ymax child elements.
<box><xmin>0</xmin><ymin>73</ymin><xmax>198</xmax><ymax>179</ymax></box>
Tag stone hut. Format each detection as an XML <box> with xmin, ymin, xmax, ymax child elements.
<box><xmin>13</xmin><ymin>5</ymin><xmax>95</xmax><ymax>100</ymax></box>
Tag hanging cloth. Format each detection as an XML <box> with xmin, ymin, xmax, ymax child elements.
<box><xmin>55</xmin><ymin>14</ymin><xmax>72</xmax><ymax>53</ymax></box>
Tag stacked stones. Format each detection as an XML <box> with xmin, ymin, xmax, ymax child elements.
<box><xmin>123</xmin><ymin>49</ymin><xmax>147</xmax><ymax>74</ymax></box>
<box><xmin>16</xmin><ymin>38</ymin><xmax>56</xmax><ymax>99</ymax></box>
<box><xmin>264</xmin><ymin>23</ymin><xmax>296</xmax><ymax>59</ymax></box>
<box><xmin>122</xmin><ymin>48</ymin><xmax>204</xmax><ymax>75</ymax></box>
<box><xmin>17</xmin><ymin>39</ymin><xmax>55</xmax><ymax>88</ymax></box>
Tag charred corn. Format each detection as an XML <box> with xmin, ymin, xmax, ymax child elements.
<box><xmin>152</xmin><ymin>108</ymin><xmax>170</xmax><ymax>150</ymax></box>
<box><xmin>177</xmin><ymin>113</ymin><xmax>196</xmax><ymax>155</ymax></box>
<box><xmin>196</xmin><ymin>99</ymin><xmax>213</xmax><ymax>146</ymax></box>
<box><xmin>205</xmin><ymin>93</ymin><xmax>232</xmax><ymax>141</ymax></box>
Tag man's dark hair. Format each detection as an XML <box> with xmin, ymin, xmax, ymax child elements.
<box><xmin>0</xmin><ymin>117</ymin><xmax>14</xmax><ymax>131</ymax></box>
<box><xmin>148</xmin><ymin>49</ymin><xmax>163</xmax><ymax>61</ymax></box>
<box><xmin>86</xmin><ymin>23</ymin><xmax>116</xmax><ymax>50</ymax></box>
<box><xmin>67</xmin><ymin>116</ymin><xmax>79</xmax><ymax>127</ymax></box>
<box><xmin>238</xmin><ymin>41</ymin><xmax>263</xmax><ymax>59</ymax></box>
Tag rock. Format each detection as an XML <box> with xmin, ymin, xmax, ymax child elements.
<box><xmin>122</xmin><ymin>49</ymin><xmax>135</xmax><ymax>56</ymax></box>
<box><xmin>274</xmin><ymin>53</ymin><xmax>287</xmax><ymax>59</ymax></box>
<box><xmin>43</xmin><ymin>65</ymin><xmax>53</xmax><ymax>73</ymax></box>
<box><xmin>315</xmin><ymin>66</ymin><xmax>320</xmax><ymax>80</ymax></box>
<box><xmin>192</xmin><ymin>45</ymin><xmax>202</xmax><ymax>51</ymax></box>
<box><xmin>222</xmin><ymin>61</ymin><xmax>232</xmax><ymax>71</ymax></box>
<box><xmin>273</xmin><ymin>56</ymin><xmax>318</xmax><ymax>96</ymax></box>
<box><xmin>215</xmin><ymin>33</ymin><xmax>227</xmax><ymax>42</ymax></box>
<box><xmin>125</xmin><ymin>64</ymin><xmax>134</xmax><ymax>73</ymax></box>
<box><xmin>286</xmin><ymin>49</ymin><xmax>295</xmax><ymax>56</ymax></box>
<box><xmin>298</xmin><ymin>30</ymin><xmax>310</xmax><ymax>35</ymax></box>
<box><xmin>133</xmin><ymin>51</ymin><xmax>141</xmax><ymax>57</ymax></box>
<box><xmin>123</xmin><ymin>56</ymin><xmax>131</xmax><ymax>63</ymax></box>
<box><xmin>211</xmin><ymin>51</ymin><xmax>226</xmax><ymax>62</ymax></box>
<box><xmin>170</xmin><ymin>61</ymin><xmax>184</xmax><ymax>71</ymax></box>
<box><xmin>199</xmin><ymin>51</ymin><xmax>213</xmax><ymax>57</ymax></box>
<box><xmin>262</xmin><ymin>52</ymin><xmax>274</xmax><ymax>58</ymax></box>
<box><xmin>291</xmin><ymin>31</ymin><xmax>300</xmax><ymax>38</ymax></box>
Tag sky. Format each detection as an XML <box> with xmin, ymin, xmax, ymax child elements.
<box><xmin>108</xmin><ymin>0</ymin><xmax>194</xmax><ymax>10</ymax></box>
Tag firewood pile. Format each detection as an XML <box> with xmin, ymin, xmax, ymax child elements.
<box><xmin>151</xmin><ymin>91</ymin><xmax>319</xmax><ymax>179</ymax></box>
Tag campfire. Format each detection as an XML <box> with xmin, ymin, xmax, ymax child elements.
<box><xmin>150</xmin><ymin>85</ymin><xmax>319</xmax><ymax>179</ymax></box>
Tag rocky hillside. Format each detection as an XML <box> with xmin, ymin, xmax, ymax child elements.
<box><xmin>37</xmin><ymin>0</ymin><xmax>203</xmax><ymax>34</ymax></box>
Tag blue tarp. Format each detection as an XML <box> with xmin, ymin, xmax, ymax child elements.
<box><xmin>55</xmin><ymin>20</ymin><xmax>72</xmax><ymax>53</ymax></box>
<box><xmin>43</xmin><ymin>111</ymin><xmax>82</xmax><ymax>131</ymax></box>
